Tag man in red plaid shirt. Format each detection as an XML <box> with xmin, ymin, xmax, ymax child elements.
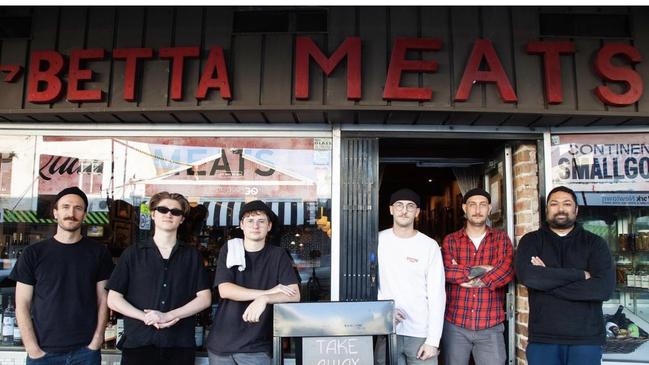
<box><xmin>441</xmin><ymin>188</ymin><xmax>514</xmax><ymax>365</ymax></box>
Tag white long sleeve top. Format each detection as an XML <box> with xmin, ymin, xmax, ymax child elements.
<box><xmin>377</xmin><ymin>228</ymin><xmax>446</xmax><ymax>347</ymax></box>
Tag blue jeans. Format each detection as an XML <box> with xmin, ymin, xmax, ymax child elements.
<box><xmin>526</xmin><ymin>343</ymin><xmax>602</xmax><ymax>365</ymax></box>
<box><xmin>25</xmin><ymin>347</ymin><xmax>100</xmax><ymax>365</ymax></box>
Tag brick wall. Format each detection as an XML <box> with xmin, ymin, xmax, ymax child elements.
<box><xmin>512</xmin><ymin>144</ymin><xmax>540</xmax><ymax>365</ymax></box>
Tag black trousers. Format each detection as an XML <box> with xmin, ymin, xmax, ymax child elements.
<box><xmin>121</xmin><ymin>346</ymin><xmax>195</xmax><ymax>365</ymax></box>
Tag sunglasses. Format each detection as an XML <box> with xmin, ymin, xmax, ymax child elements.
<box><xmin>154</xmin><ymin>206</ymin><xmax>184</xmax><ymax>217</ymax></box>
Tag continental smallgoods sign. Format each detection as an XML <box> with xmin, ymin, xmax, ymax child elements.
<box><xmin>551</xmin><ymin>134</ymin><xmax>649</xmax><ymax>192</ymax></box>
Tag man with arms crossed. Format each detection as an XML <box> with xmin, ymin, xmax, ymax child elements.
<box><xmin>107</xmin><ymin>191</ymin><xmax>211</xmax><ymax>365</ymax></box>
<box><xmin>441</xmin><ymin>188</ymin><xmax>514</xmax><ymax>365</ymax></box>
<box><xmin>11</xmin><ymin>186</ymin><xmax>113</xmax><ymax>364</ymax></box>
<box><xmin>376</xmin><ymin>188</ymin><xmax>446</xmax><ymax>365</ymax></box>
<box><xmin>207</xmin><ymin>200</ymin><xmax>300</xmax><ymax>365</ymax></box>
<box><xmin>515</xmin><ymin>186</ymin><xmax>615</xmax><ymax>365</ymax></box>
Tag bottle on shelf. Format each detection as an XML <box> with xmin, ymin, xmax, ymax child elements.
<box><xmin>2</xmin><ymin>296</ymin><xmax>15</xmax><ymax>346</ymax></box>
<box><xmin>103</xmin><ymin>310</ymin><xmax>117</xmax><ymax>349</ymax></box>
<box><xmin>12</xmin><ymin>315</ymin><xmax>21</xmax><ymax>346</ymax></box>
<box><xmin>116</xmin><ymin>314</ymin><xmax>124</xmax><ymax>347</ymax></box>
<box><xmin>194</xmin><ymin>313</ymin><xmax>204</xmax><ymax>350</ymax></box>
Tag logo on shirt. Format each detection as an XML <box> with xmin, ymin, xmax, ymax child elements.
<box><xmin>406</xmin><ymin>256</ymin><xmax>419</xmax><ymax>263</ymax></box>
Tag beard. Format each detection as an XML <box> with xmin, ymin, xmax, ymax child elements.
<box><xmin>547</xmin><ymin>213</ymin><xmax>576</xmax><ymax>229</ymax></box>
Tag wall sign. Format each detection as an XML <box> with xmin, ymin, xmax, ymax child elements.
<box><xmin>551</xmin><ymin>134</ymin><xmax>649</xmax><ymax>192</ymax></box>
<box><xmin>2</xmin><ymin>37</ymin><xmax>642</xmax><ymax>106</ymax></box>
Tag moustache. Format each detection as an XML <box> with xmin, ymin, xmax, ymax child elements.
<box><xmin>63</xmin><ymin>217</ymin><xmax>79</xmax><ymax>222</ymax></box>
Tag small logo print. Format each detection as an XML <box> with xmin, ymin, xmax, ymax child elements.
<box><xmin>406</xmin><ymin>257</ymin><xmax>418</xmax><ymax>263</ymax></box>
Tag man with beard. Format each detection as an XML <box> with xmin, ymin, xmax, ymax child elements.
<box><xmin>515</xmin><ymin>186</ymin><xmax>615</xmax><ymax>365</ymax></box>
<box><xmin>10</xmin><ymin>187</ymin><xmax>113</xmax><ymax>364</ymax></box>
<box><xmin>441</xmin><ymin>188</ymin><xmax>513</xmax><ymax>365</ymax></box>
<box><xmin>375</xmin><ymin>188</ymin><xmax>445</xmax><ymax>365</ymax></box>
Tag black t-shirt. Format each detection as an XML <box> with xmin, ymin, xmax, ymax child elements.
<box><xmin>207</xmin><ymin>243</ymin><xmax>299</xmax><ymax>355</ymax></box>
<box><xmin>106</xmin><ymin>239</ymin><xmax>210</xmax><ymax>349</ymax></box>
<box><xmin>9</xmin><ymin>237</ymin><xmax>113</xmax><ymax>352</ymax></box>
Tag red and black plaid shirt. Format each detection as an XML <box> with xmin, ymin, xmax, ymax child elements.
<box><xmin>442</xmin><ymin>227</ymin><xmax>514</xmax><ymax>330</ymax></box>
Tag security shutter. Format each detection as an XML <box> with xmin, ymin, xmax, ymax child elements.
<box><xmin>340</xmin><ymin>138</ymin><xmax>379</xmax><ymax>301</ymax></box>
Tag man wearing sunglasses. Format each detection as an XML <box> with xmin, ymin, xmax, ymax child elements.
<box><xmin>207</xmin><ymin>200</ymin><xmax>300</xmax><ymax>365</ymax></box>
<box><xmin>11</xmin><ymin>186</ymin><xmax>114</xmax><ymax>365</ymax></box>
<box><xmin>375</xmin><ymin>188</ymin><xmax>446</xmax><ymax>365</ymax></box>
<box><xmin>107</xmin><ymin>191</ymin><xmax>211</xmax><ymax>365</ymax></box>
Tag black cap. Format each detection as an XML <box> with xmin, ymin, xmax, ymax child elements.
<box><xmin>462</xmin><ymin>188</ymin><xmax>491</xmax><ymax>204</ymax></box>
<box><xmin>239</xmin><ymin>200</ymin><xmax>276</xmax><ymax>222</ymax></box>
<box><xmin>55</xmin><ymin>186</ymin><xmax>88</xmax><ymax>211</ymax></box>
<box><xmin>389</xmin><ymin>188</ymin><xmax>421</xmax><ymax>207</ymax></box>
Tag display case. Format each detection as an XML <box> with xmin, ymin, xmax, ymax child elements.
<box><xmin>578</xmin><ymin>202</ymin><xmax>649</xmax><ymax>362</ymax></box>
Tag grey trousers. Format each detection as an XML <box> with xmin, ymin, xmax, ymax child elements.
<box><xmin>208</xmin><ymin>352</ymin><xmax>271</xmax><ymax>365</ymax></box>
<box><xmin>374</xmin><ymin>335</ymin><xmax>438</xmax><ymax>365</ymax></box>
<box><xmin>441</xmin><ymin>321</ymin><xmax>506</xmax><ymax>365</ymax></box>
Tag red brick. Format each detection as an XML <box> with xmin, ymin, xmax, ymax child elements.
<box><xmin>516</xmin><ymin>324</ymin><xmax>529</xmax><ymax>337</ymax></box>
<box><xmin>514</xmin><ymin>163</ymin><xmax>538</xmax><ymax>176</ymax></box>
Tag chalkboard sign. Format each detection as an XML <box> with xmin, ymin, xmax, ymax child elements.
<box><xmin>303</xmin><ymin>336</ymin><xmax>373</xmax><ymax>365</ymax></box>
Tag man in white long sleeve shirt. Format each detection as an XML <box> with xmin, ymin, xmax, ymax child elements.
<box><xmin>375</xmin><ymin>188</ymin><xmax>446</xmax><ymax>365</ymax></box>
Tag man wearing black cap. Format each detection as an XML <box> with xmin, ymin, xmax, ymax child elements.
<box><xmin>207</xmin><ymin>200</ymin><xmax>300</xmax><ymax>365</ymax></box>
<box><xmin>515</xmin><ymin>186</ymin><xmax>615</xmax><ymax>365</ymax></box>
<box><xmin>440</xmin><ymin>188</ymin><xmax>514</xmax><ymax>365</ymax></box>
<box><xmin>376</xmin><ymin>188</ymin><xmax>446</xmax><ymax>364</ymax></box>
<box><xmin>10</xmin><ymin>186</ymin><xmax>113</xmax><ymax>364</ymax></box>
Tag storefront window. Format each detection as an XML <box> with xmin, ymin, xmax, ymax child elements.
<box><xmin>0</xmin><ymin>134</ymin><xmax>332</xmax><ymax>349</ymax></box>
<box><xmin>551</xmin><ymin>133</ymin><xmax>649</xmax><ymax>359</ymax></box>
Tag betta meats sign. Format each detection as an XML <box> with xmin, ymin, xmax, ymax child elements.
<box><xmin>551</xmin><ymin>134</ymin><xmax>649</xmax><ymax>192</ymax></box>
<box><xmin>2</xmin><ymin>37</ymin><xmax>643</xmax><ymax>106</ymax></box>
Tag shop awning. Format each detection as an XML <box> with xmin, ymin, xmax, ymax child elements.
<box><xmin>204</xmin><ymin>201</ymin><xmax>316</xmax><ymax>227</ymax></box>
<box><xmin>2</xmin><ymin>210</ymin><xmax>109</xmax><ymax>225</ymax></box>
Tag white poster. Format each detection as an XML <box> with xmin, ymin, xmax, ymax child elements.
<box><xmin>551</xmin><ymin>134</ymin><xmax>649</xmax><ymax>192</ymax></box>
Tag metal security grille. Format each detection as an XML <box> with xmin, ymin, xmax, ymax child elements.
<box><xmin>340</xmin><ymin>138</ymin><xmax>379</xmax><ymax>301</ymax></box>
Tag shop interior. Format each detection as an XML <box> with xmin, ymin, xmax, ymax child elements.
<box><xmin>378</xmin><ymin>137</ymin><xmax>507</xmax><ymax>240</ymax></box>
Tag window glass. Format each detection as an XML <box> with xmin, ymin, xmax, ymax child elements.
<box><xmin>0</xmin><ymin>135</ymin><xmax>333</xmax><ymax>304</ymax></box>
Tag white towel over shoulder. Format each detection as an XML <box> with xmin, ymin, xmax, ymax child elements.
<box><xmin>226</xmin><ymin>238</ymin><xmax>246</xmax><ymax>272</ymax></box>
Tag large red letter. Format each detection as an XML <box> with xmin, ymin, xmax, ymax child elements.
<box><xmin>160</xmin><ymin>47</ymin><xmax>200</xmax><ymax>101</ymax></box>
<box><xmin>527</xmin><ymin>41</ymin><xmax>575</xmax><ymax>104</ymax></box>
<box><xmin>196</xmin><ymin>46</ymin><xmax>231</xmax><ymax>100</ymax></box>
<box><xmin>67</xmin><ymin>48</ymin><xmax>105</xmax><ymax>102</ymax></box>
<box><xmin>593</xmin><ymin>43</ymin><xmax>643</xmax><ymax>106</ymax></box>
<box><xmin>455</xmin><ymin>39</ymin><xmax>517</xmax><ymax>103</ymax></box>
<box><xmin>112</xmin><ymin>48</ymin><xmax>153</xmax><ymax>102</ymax></box>
<box><xmin>294</xmin><ymin>36</ymin><xmax>361</xmax><ymax>100</ymax></box>
<box><xmin>27</xmin><ymin>51</ymin><xmax>65</xmax><ymax>104</ymax></box>
<box><xmin>383</xmin><ymin>37</ymin><xmax>441</xmax><ymax>101</ymax></box>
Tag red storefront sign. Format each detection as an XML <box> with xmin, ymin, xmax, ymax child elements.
<box><xmin>0</xmin><ymin>37</ymin><xmax>643</xmax><ymax>106</ymax></box>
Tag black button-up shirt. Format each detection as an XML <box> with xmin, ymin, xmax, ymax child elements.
<box><xmin>107</xmin><ymin>239</ymin><xmax>210</xmax><ymax>349</ymax></box>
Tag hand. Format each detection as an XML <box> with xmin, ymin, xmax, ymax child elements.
<box><xmin>266</xmin><ymin>284</ymin><xmax>297</xmax><ymax>297</ymax></box>
<box><xmin>531</xmin><ymin>256</ymin><xmax>546</xmax><ymax>267</ymax></box>
<box><xmin>86</xmin><ymin>334</ymin><xmax>103</xmax><ymax>351</ymax></box>
<box><xmin>460</xmin><ymin>278</ymin><xmax>486</xmax><ymax>288</ymax></box>
<box><xmin>416</xmin><ymin>343</ymin><xmax>439</xmax><ymax>360</ymax></box>
<box><xmin>394</xmin><ymin>308</ymin><xmax>407</xmax><ymax>325</ymax></box>
<box><xmin>242</xmin><ymin>296</ymin><xmax>269</xmax><ymax>322</ymax></box>
<box><xmin>584</xmin><ymin>271</ymin><xmax>591</xmax><ymax>280</ymax></box>
<box><xmin>451</xmin><ymin>259</ymin><xmax>458</xmax><ymax>265</ymax></box>
<box><xmin>154</xmin><ymin>317</ymin><xmax>180</xmax><ymax>329</ymax></box>
<box><xmin>27</xmin><ymin>348</ymin><xmax>46</xmax><ymax>360</ymax></box>
<box><xmin>143</xmin><ymin>309</ymin><xmax>175</xmax><ymax>327</ymax></box>
<box><xmin>475</xmin><ymin>265</ymin><xmax>494</xmax><ymax>272</ymax></box>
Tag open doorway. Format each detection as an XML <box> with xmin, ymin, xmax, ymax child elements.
<box><xmin>378</xmin><ymin>137</ymin><xmax>507</xmax><ymax>239</ymax></box>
